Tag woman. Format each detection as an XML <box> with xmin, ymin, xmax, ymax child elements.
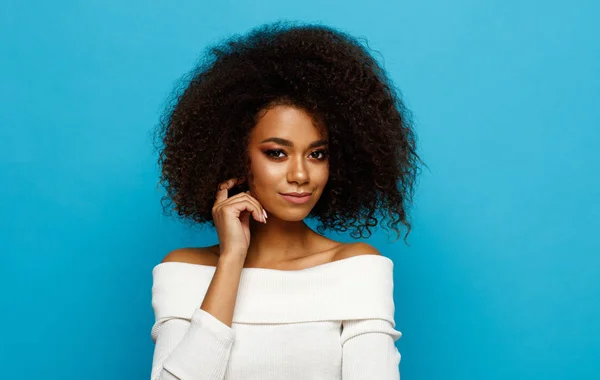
<box><xmin>150</xmin><ymin>20</ymin><xmax>422</xmax><ymax>380</ymax></box>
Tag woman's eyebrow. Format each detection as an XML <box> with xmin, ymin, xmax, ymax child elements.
<box><xmin>259</xmin><ymin>137</ymin><xmax>328</xmax><ymax>148</ymax></box>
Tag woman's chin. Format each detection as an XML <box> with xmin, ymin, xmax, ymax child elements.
<box><xmin>265</xmin><ymin>209</ymin><xmax>312</xmax><ymax>223</ymax></box>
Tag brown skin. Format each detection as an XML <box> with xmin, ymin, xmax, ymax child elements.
<box><xmin>204</xmin><ymin>105</ymin><xmax>347</xmax><ymax>269</ymax></box>
<box><xmin>199</xmin><ymin>104</ymin><xmax>345</xmax><ymax>269</ymax></box>
<box><xmin>163</xmin><ymin>105</ymin><xmax>381</xmax><ymax>327</ymax></box>
<box><xmin>241</xmin><ymin>104</ymin><xmax>339</xmax><ymax>267</ymax></box>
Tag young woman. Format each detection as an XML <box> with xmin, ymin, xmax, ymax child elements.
<box><xmin>150</xmin><ymin>20</ymin><xmax>423</xmax><ymax>380</ymax></box>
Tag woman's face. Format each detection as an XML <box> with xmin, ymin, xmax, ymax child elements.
<box><xmin>246</xmin><ymin>104</ymin><xmax>329</xmax><ymax>221</ymax></box>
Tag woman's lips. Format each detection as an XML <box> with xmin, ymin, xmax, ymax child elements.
<box><xmin>280</xmin><ymin>193</ymin><xmax>312</xmax><ymax>204</ymax></box>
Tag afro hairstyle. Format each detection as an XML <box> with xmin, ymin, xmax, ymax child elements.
<box><xmin>153</xmin><ymin>20</ymin><xmax>424</xmax><ymax>244</ymax></box>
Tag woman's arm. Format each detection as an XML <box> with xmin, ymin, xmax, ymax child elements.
<box><xmin>341</xmin><ymin>318</ymin><xmax>402</xmax><ymax>380</ymax></box>
<box><xmin>151</xmin><ymin>309</ymin><xmax>236</xmax><ymax>380</ymax></box>
<box><xmin>150</xmin><ymin>250</ymin><xmax>246</xmax><ymax>380</ymax></box>
<box><xmin>200</xmin><ymin>253</ymin><xmax>246</xmax><ymax>327</ymax></box>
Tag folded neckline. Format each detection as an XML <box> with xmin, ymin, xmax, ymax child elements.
<box><xmin>152</xmin><ymin>253</ymin><xmax>393</xmax><ymax>275</ymax></box>
<box><xmin>151</xmin><ymin>253</ymin><xmax>397</xmax><ymax>325</ymax></box>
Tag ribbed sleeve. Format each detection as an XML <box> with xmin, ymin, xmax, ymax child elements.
<box><xmin>340</xmin><ymin>319</ymin><xmax>402</xmax><ymax>380</ymax></box>
<box><xmin>151</xmin><ymin>308</ymin><xmax>235</xmax><ymax>380</ymax></box>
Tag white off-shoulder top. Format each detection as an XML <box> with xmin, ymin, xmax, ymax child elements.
<box><xmin>150</xmin><ymin>254</ymin><xmax>402</xmax><ymax>380</ymax></box>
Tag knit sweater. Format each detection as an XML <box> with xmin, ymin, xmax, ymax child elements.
<box><xmin>150</xmin><ymin>254</ymin><xmax>402</xmax><ymax>380</ymax></box>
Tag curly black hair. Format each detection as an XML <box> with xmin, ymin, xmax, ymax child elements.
<box><xmin>152</xmin><ymin>20</ymin><xmax>425</xmax><ymax>245</ymax></box>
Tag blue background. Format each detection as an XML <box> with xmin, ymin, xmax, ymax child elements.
<box><xmin>1</xmin><ymin>0</ymin><xmax>598</xmax><ymax>379</ymax></box>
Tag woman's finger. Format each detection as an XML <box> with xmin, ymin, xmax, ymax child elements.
<box><xmin>225</xmin><ymin>198</ymin><xmax>265</xmax><ymax>223</ymax></box>
<box><xmin>215</xmin><ymin>178</ymin><xmax>240</xmax><ymax>203</ymax></box>
<box><xmin>214</xmin><ymin>190</ymin><xmax>265</xmax><ymax>222</ymax></box>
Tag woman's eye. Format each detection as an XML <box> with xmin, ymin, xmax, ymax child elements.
<box><xmin>265</xmin><ymin>149</ymin><xmax>285</xmax><ymax>158</ymax></box>
<box><xmin>311</xmin><ymin>150</ymin><xmax>329</xmax><ymax>160</ymax></box>
<box><xmin>264</xmin><ymin>149</ymin><xmax>328</xmax><ymax>160</ymax></box>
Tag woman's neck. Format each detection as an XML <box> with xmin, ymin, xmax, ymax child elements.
<box><xmin>245</xmin><ymin>218</ymin><xmax>321</xmax><ymax>266</ymax></box>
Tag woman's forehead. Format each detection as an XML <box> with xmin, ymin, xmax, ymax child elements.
<box><xmin>251</xmin><ymin>105</ymin><xmax>328</xmax><ymax>143</ymax></box>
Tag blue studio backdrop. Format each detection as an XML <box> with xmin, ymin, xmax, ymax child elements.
<box><xmin>1</xmin><ymin>0</ymin><xmax>599</xmax><ymax>379</ymax></box>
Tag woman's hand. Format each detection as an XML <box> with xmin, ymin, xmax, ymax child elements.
<box><xmin>212</xmin><ymin>178</ymin><xmax>267</xmax><ymax>258</ymax></box>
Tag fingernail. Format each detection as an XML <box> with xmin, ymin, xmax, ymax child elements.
<box><xmin>262</xmin><ymin>209</ymin><xmax>267</xmax><ymax>220</ymax></box>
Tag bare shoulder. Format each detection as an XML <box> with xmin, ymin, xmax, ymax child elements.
<box><xmin>160</xmin><ymin>245</ymin><xmax>220</xmax><ymax>266</ymax></box>
<box><xmin>333</xmin><ymin>242</ymin><xmax>381</xmax><ymax>261</ymax></box>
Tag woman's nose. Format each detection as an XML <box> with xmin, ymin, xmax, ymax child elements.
<box><xmin>287</xmin><ymin>157</ymin><xmax>309</xmax><ymax>184</ymax></box>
